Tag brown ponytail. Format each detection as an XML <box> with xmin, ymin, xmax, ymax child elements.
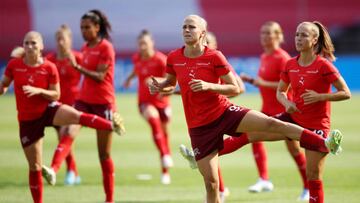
<box><xmin>82</xmin><ymin>10</ymin><xmax>112</xmax><ymax>40</ymax></box>
<box><xmin>313</xmin><ymin>21</ymin><xmax>336</xmax><ymax>61</ymax></box>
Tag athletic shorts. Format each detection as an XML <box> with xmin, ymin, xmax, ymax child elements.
<box><xmin>19</xmin><ymin>102</ymin><xmax>60</xmax><ymax>148</ymax></box>
<box><xmin>139</xmin><ymin>103</ymin><xmax>171</xmax><ymax>123</ymax></box>
<box><xmin>74</xmin><ymin>100</ymin><xmax>113</xmax><ymax>121</ymax></box>
<box><xmin>274</xmin><ymin>112</ymin><xmax>329</xmax><ymax>138</ymax></box>
<box><xmin>189</xmin><ymin>105</ymin><xmax>250</xmax><ymax>161</ymax></box>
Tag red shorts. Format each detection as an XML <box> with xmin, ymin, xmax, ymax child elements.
<box><xmin>139</xmin><ymin>103</ymin><xmax>171</xmax><ymax>123</ymax></box>
<box><xmin>19</xmin><ymin>102</ymin><xmax>60</xmax><ymax>148</ymax></box>
<box><xmin>74</xmin><ymin>100</ymin><xmax>113</xmax><ymax>120</ymax></box>
<box><xmin>189</xmin><ymin>105</ymin><xmax>250</xmax><ymax>161</ymax></box>
<box><xmin>274</xmin><ymin>112</ymin><xmax>329</xmax><ymax>138</ymax></box>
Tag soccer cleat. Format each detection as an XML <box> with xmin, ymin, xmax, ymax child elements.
<box><xmin>112</xmin><ymin>112</ymin><xmax>126</xmax><ymax>136</ymax></box>
<box><xmin>161</xmin><ymin>173</ymin><xmax>171</xmax><ymax>185</ymax></box>
<box><xmin>325</xmin><ymin>129</ymin><xmax>343</xmax><ymax>155</ymax></box>
<box><xmin>42</xmin><ymin>165</ymin><xmax>56</xmax><ymax>186</ymax></box>
<box><xmin>248</xmin><ymin>178</ymin><xmax>274</xmax><ymax>193</ymax></box>
<box><xmin>220</xmin><ymin>187</ymin><xmax>230</xmax><ymax>203</ymax></box>
<box><xmin>64</xmin><ymin>170</ymin><xmax>81</xmax><ymax>185</ymax></box>
<box><xmin>179</xmin><ymin>144</ymin><xmax>197</xmax><ymax>169</ymax></box>
<box><xmin>297</xmin><ymin>188</ymin><xmax>310</xmax><ymax>201</ymax></box>
<box><xmin>161</xmin><ymin>154</ymin><xmax>174</xmax><ymax>168</ymax></box>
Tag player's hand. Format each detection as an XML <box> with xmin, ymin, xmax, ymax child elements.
<box><xmin>64</xmin><ymin>51</ymin><xmax>78</xmax><ymax>69</ymax></box>
<box><xmin>123</xmin><ymin>79</ymin><xmax>131</xmax><ymax>89</ymax></box>
<box><xmin>23</xmin><ymin>85</ymin><xmax>42</xmax><ymax>97</ymax></box>
<box><xmin>301</xmin><ymin>89</ymin><xmax>322</xmax><ymax>105</ymax></box>
<box><xmin>189</xmin><ymin>79</ymin><xmax>211</xmax><ymax>92</ymax></box>
<box><xmin>148</xmin><ymin>77</ymin><xmax>161</xmax><ymax>95</ymax></box>
<box><xmin>159</xmin><ymin>86</ymin><xmax>176</xmax><ymax>96</ymax></box>
<box><xmin>240</xmin><ymin>73</ymin><xmax>255</xmax><ymax>85</ymax></box>
<box><xmin>284</xmin><ymin>100</ymin><xmax>300</xmax><ymax>114</ymax></box>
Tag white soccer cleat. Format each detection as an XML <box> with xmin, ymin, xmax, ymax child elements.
<box><xmin>112</xmin><ymin>112</ymin><xmax>126</xmax><ymax>136</ymax></box>
<box><xmin>248</xmin><ymin>178</ymin><xmax>274</xmax><ymax>193</ymax></box>
<box><xmin>42</xmin><ymin>165</ymin><xmax>56</xmax><ymax>186</ymax></box>
<box><xmin>161</xmin><ymin>154</ymin><xmax>174</xmax><ymax>168</ymax></box>
<box><xmin>161</xmin><ymin>173</ymin><xmax>171</xmax><ymax>185</ymax></box>
<box><xmin>179</xmin><ymin>144</ymin><xmax>197</xmax><ymax>169</ymax></box>
<box><xmin>220</xmin><ymin>187</ymin><xmax>230</xmax><ymax>203</ymax></box>
<box><xmin>325</xmin><ymin>129</ymin><xmax>343</xmax><ymax>155</ymax></box>
<box><xmin>297</xmin><ymin>188</ymin><xmax>310</xmax><ymax>201</ymax></box>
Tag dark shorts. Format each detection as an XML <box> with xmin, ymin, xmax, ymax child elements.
<box><xmin>189</xmin><ymin>105</ymin><xmax>250</xmax><ymax>161</ymax></box>
<box><xmin>273</xmin><ymin>112</ymin><xmax>329</xmax><ymax>138</ymax></box>
<box><xmin>139</xmin><ymin>103</ymin><xmax>171</xmax><ymax>123</ymax></box>
<box><xmin>74</xmin><ymin>100</ymin><xmax>113</xmax><ymax>120</ymax></box>
<box><xmin>19</xmin><ymin>102</ymin><xmax>60</xmax><ymax>148</ymax></box>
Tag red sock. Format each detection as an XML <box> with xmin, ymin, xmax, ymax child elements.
<box><xmin>79</xmin><ymin>113</ymin><xmax>112</xmax><ymax>131</ymax></box>
<box><xmin>101</xmin><ymin>158</ymin><xmax>115</xmax><ymax>203</ymax></box>
<box><xmin>300</xmin><ymin>129</ymin><xmax>328</xmax><ymax>153</ymax></box>
<box><xmin>29</xmin><ymin>170</ymin><xmax>43</xmax><ymax>203</ymax></box>
<box><xmin>252</xmin><ymin>142</ymin><xmax>269</xmax><ymax>180</ymax></box>
<box><xmin>218</xmin><ymin>167</ymin><xmax>225</xmax><ymax>192</ymax></box>
<box><xmin>293</xmin><ymin>153</ymin><xmax>308</xmax><ymax>189</ymax></box>
<box><xmin>163</xmin><ymin>130</ymin><xmax>171</xmax><ymax>154</ymax></box>
<box><xmin>51</xmin><ymin>136</ymin><xmax>73</xmax><ymax>172</ymax></box>
<box><xmin>219</xmin><ymin>134</ymin><xmax>249</xmax><ymax>156</ymax></box>
<box><xmin>148</xmin><ymin>117</ymin><xmax>169</xmax><ymax>156</ymax></box>
<box><xmin>65</xmin><ymin>151</ymin><xmax>78</xmax><ymax>176</ymax></box>
<box><xmin>308</xmin><ymin>180</ymin><xmax>324</xmax><ymax>203</ymax></box>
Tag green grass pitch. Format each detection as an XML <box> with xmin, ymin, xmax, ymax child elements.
<box><xmin>0</xmin><ymin>93</ymin><xmax>359</xmax><ymax>202</ymax></box>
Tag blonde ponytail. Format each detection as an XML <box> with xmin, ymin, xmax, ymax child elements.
<box><xmin>10</xmin><ymin>46</ymin><xmax>25</xmax><ymax>58</ymax></box>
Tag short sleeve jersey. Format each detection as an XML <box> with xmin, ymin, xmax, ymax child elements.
<box><xmin>78</xmin><ymin>39</ymin><xmax>116</xmax><ymax>107</ymax></box>
<box><xmin>4</xmin><ymin>58</ymin><xmax>59</xmax><ymax>121</ymax></box>
<box><xmin>166</xmin><ymin>46</ymin><xmax>232</xmax><ymax>128</ymax></box>
<box><xmin>133</xmin><ymin>51</ymin><xmax>169</xmax><ymax>108</ymax></box>
<box><xmin>258</xmin><ymin>48</ymin><xmax>291</xmax><ymax>115</ymax></box>
<box><xmin>46</xmin><ymin>51</ymin><xmax>82</xmax><ymax>105</ymax></box>
<box><xmin>280</xmin><ymin>55</ymin><xmax>340</xmax><ymax>130</ymax></box>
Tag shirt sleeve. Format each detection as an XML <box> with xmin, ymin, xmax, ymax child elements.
<box><xmin>166</xmin><ymin>53</ymin><xmax>176</xmax><ymax>75</ymax></box>
<box><xmin>321</xmin><ymin>60</ymin><xmax>340</xmax><ymax>83</ymax></box>
<box><xmin>158</xmin><ymin>53</ymin><xmax>167</xmax><ymax>75</ymax></box>
<box><xmin>280</xmin><ymin>61</ymin><xmax>290</xmax><ymax>83</ymax></box>
<box><xmin>4</xmin><ymin>59</ymin><xmax>15</xmax><ymax>79</ymax></box>
<box><xmin>213</xmin><ymin>51</ymin><xmax>230</xmax><ymax>76</ymax></box>
<box><xmin>48</xmin><ymin>63</ymin><xmax>60</xmax><ymax>84</ymax></box>
<box><xmin>99</xmin><ymin>44</ymin><xmax>114</xmax><ymax>66</ymax></box>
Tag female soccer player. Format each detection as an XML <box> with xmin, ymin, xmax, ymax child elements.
<box><xmin>124</xmin><ymin>29</ymin><xmax>173</xmax><ymax>184</ymax></box>
<box><xmin>149</xmin><ymin>15</ymin><xmax>343</xmax><ymax>203</ymax></box>
<box><xmin>47</xmin><ymin>10</ymin><xmax>125</xmax><ymax>203</ymax></box>
<box><xmin>0</xmin><ymin>31</ymin><xmax>123</xmax><ymax>203</ymax></box>
<box><xmin>224</xmin><ymin>21</ymin><xmax>309</xmax><ymax>200</ymax></box>
<box><xmin>46</xmin><ymin>24</ymin><xmax>82</xmax><ymax>185</ymax></box>
<box><xmin>275</xmin><ymin>21</ymin><xmax>351</xmax><ymax>203</ymax></box>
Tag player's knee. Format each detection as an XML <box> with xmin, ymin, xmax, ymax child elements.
<box><xmin>204</xmin><ymin>178</ymin><xmax>218</xmax><ymax>193</ymax></box>
<box><xmin>306</xmin><ymin>167</ymin><xmax>320</xmax><ymax>180</ymax></box>
<box><xmin>28</xmin><ymin>162</ymin><xmax>42</xmax><ymax>171</ymax></box>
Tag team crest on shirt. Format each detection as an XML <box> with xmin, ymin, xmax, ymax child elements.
<box><xmin>28</xmin><ymin>75</ymin><xmax>35</xmax><ymax>84</ymax></box>
<box><xmin>299</xmin><ymin>76</ymin><xmax>305</xmax><ymax>85</ymax></box>
<box><xmin>189</xmin><ymin>70</ymin><xmax>196</xmax><ymax>79</ymax></box>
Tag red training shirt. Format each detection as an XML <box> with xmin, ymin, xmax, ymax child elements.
<box><xmin>166</xmin><ymin>46</ymin><xmax>232</xmax><ymax>128</ymax></box>
<box><xmin>280</xmin><ymin>55</ymin><xmax>340</xmax><ymax>131</ymax></box>
<box><xmin>46</xmin><ymin>51</ymin><xmax>82</xmax><ymax>105</ymax></box>
<box><xmin>78</xmin><ymin>39</ymin><xmax>116</xmax><ymax>107</ymax></box>
<box><xmin>5</xmin><ymin>58</ymin><xmax>59</xmax><ymax>121</ymax></box>
<box><xmin>133</xmin><ymin>51</ymin><xmax>169</xmax><ymax>108</ymax></box>
<box><xmin>258</xmin><ymin>48</ymin><xmax>290</xmax><ymax>115</ymax></box>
